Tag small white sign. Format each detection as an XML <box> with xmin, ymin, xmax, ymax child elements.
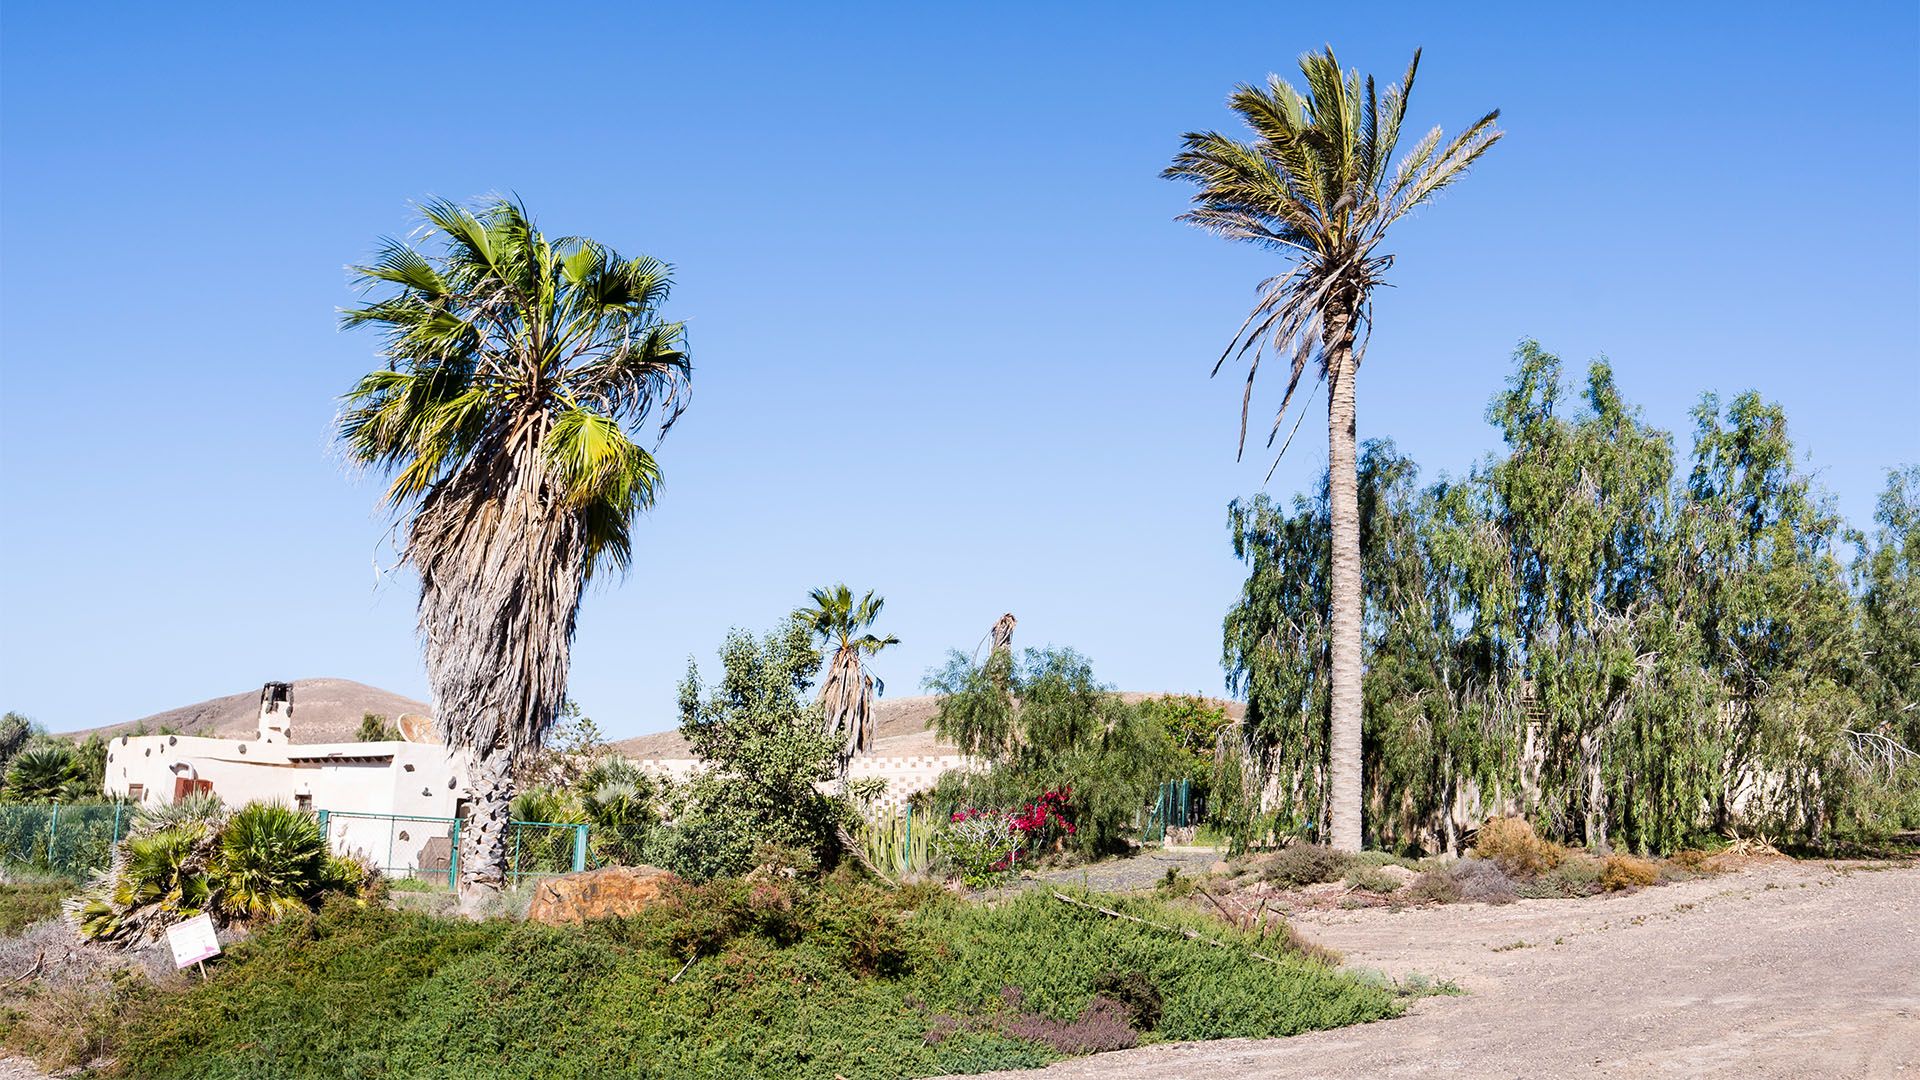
<box><xmin>166</xmin><ymin>913</ymin><xmax>221</xmax><ymax>969</ymax></box>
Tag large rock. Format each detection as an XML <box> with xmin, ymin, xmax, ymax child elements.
<box><xmin>525</xmin><ymin>865</ymin><xmax>678</xmax><ymax>925</ymax></box>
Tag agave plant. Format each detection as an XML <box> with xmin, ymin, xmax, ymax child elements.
<box><xmin>214</xmin><ymin>802</ymin><xmax>327</xmax><ymax>920</ymax></box>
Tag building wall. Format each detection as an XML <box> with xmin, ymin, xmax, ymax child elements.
<box><xmin>102</xmin><ymin>734</ymin><xmax>474</xmax><ymax>873</ymax></box>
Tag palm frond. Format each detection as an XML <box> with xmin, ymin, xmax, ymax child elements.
<box><xmin>1165</xmin><ymin>47</ymin><xmax>1501</xmax><ymax>474</ymax></box>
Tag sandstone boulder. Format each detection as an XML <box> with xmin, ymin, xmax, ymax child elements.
<box><xmin>525</xmin><ymin>865</ymin><xmax>678</xmax><ymax>925</ymax></box>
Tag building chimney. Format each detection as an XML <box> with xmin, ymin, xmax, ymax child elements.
<box><xmin>259</xmin><ymin>682</ymin><xmax>293</xmax><ymax>745</ymax></box>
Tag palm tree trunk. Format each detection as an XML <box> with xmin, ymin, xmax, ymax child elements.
<box><xmin>1325</xmin><ymin>309</ymin><xmax>1365</xmax><ymax>853</ymax></box>
<box><xmin>460</xmin><ymin>740</ymin><xmax>513</xmax><ymax>904</ymax></box>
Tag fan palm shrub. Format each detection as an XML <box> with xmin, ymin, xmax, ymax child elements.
<box><xmin>70</xmin><ymin>823</ymin><xmax>221</xmax><ymax>941</ymax></box>
<box><xmin>215</xmin><ymin>802</ymin><xmax>329</xmax><ymax>920</ymax></box>
<box><xmin>130</xmin><ymin>793</ymin><xmax>227</xmax><ymax>837</ymax></box>
<box><xmin>1165</xmin><ymin>48</ymin><xmax>1500</xmax><ymax>850</ymax></box>
<box><xmin>72</xmin><ymin>801</ymin><xmax>374</xmax><ymax>942</ymax></box>
<box><xmin>1</xmin><ymin>743</ymin><xmax>88</xmax><ymax>803</ymax></box>
<box><xmin>579</xmin><ymin>756</ymin><xmax>660</xmax><ymax>866</ymax></box>
<box><xmin>337</xmin><ymin>197</ymin><xmax>691</xmax><ymax>899</ymax></box>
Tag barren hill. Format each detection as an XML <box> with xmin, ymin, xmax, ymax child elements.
<box><xmin>609</xmin><ymin>692</ymin><xmax>1242</xmax><ymax>761</ymax></box>
<box><xmin>71</xmin><ymin>678</ymin><xmax>430</xmax><ymax>745</ymax></box>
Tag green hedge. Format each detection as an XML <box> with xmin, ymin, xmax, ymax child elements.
<box><xmin>111</xmin><ymin>876</ymin><xmax>1397</xmax><ymax>1080</ymax></box>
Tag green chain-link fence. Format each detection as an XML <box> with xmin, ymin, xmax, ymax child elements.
<box><xmin>317</xmin><ymin>810</ymin><xmax>588</xmax><ymax>889</ymax></box>
<box><xmin>1140</xmin><ymin>779</ymin><xmax>1203</xmax><ymax>844</ymax></box>
<box><xmin>0</xmin><ymin>803</ymin><xmax>132</xmax><ymax>878</ymax></box>
<box><xmin>1</xmin><ymin>803</ymin><xmax>597</xmax><ymax>890</ymax></box>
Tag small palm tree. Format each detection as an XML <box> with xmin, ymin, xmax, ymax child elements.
<box><xmin>337</xmin><ymin>197</ymin><xmax>690</xmax><ymax>897</ymax></box>
<box><xmin>1165</xmin><ymin>48</ymin><xmax>1500</xmax><ymax>851</ymax></box>
<box><xmin>796</xmin><ymin>585</ymin><xmax>900</xmax><ymax>768</ymax></box>
<box><xmin>1</xmin><ymin>743</ymin><xmax>87</xmax><ymax>803</ymax></box>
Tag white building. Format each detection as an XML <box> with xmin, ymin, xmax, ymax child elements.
<box><xmin>104</xmin><ymin>683</ymin><xmax>476</xmax><ymax>877</ymax></box>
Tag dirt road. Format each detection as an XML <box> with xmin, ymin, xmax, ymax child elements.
<box><xmin>972</xmin><ymin>860</ymin><xmax>1919</xmax><ymax>1079</ymax></box>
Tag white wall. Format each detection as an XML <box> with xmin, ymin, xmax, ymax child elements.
<box><xmin>103</xmin><ymin>733</ymin><xmax>474</xmax><ymax>873</ymax></box>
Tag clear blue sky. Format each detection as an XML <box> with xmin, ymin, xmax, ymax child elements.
<box><xmin>3</xmin><ymin>2</ymin><xmax>1916</xmax><ymax>737</ymax></box>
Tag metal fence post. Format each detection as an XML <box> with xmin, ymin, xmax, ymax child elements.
<box><xmin>47</xmin><ymin>804</ymin><xmax>59</xmax><ymax>865</ymax></box>
<box><xmin>572</xmin><ymin>823</ymin><xmax>588</xmax><ymax>873</ymax></box>
<box><xmin>112</xmin><ymin>800</ymin><xmax>124</xmax><ymax>847</ymax></box>
<box><xmin>449</xmin><ymin>818</ymin><xmax>461</xmax><ymax>892</ymax></box>
<box><xmin>316</xmin><ymin>809</ymin><xmax>329</xmax><ymax>849</ymax></box>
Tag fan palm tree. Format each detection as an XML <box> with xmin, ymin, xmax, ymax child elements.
<box><xmin>337</xmin><ymin>197</ymin><xmax>690</xmax><ymax>897</ymax></box>
<box><xmin>1165</xmin><ymin>48</ymin><xmax>1500</xmax><ymax>850</ymax></box>
<box><xmin>796</xmin><ymin>585</ymin><xmax>900</xmax><ymax>769</ymax></box>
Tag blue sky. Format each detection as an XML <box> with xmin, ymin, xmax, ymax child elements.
<box><xmin>3</xmin><ymin>2</ymin><xmax>1915</xmax><ymax>737</ymax></box>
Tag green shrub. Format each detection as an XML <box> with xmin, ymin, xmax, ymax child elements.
<box><xmin>927</xmin><ymin>647</ymin><xmax>1181</xmax><ymax>858</ymax></box>
<box><xmin>74</xmin><ymin>801</ymin><xmax>371</xmax><ymax>943</ymax></box>
<box><xmin>1526</xmin><ymin>854</ymin><xmax>1603</xmax><ymax>898</ymax></box>
<box><xmin>1260</xmin><ymin>845</ymin><xmax>1349</xmax><ymax>888</ymax></box>
<box><xmin>101</xmin><ymin>875</ymin><xmax>1398</xmax><ymax>1080</ymax></box>
<box><xmin>0</xmin><ymin>744</ymin><xmax>88</xmax><ymax>803</ymax></box>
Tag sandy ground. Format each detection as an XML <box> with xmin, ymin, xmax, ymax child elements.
<box><xmin>970</xmin><ymin>859</ymin><xmax>1920</xmax><ymax>1079</ymax></box>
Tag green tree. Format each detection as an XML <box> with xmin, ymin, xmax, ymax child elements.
<box><xmin>0</xmin><ymin>713</ymin><xmax>34</xmax><ymax>769</ymax></box>
<box><xmin>1225</xmin><ymin>342</ymin><xmax>1902</xmax><ymax>853</ymax></box>
<box><xmin>355</xmin><ymin>714</ymin><xmax>401</xmax><ymax>742</ymax></box>
<box><xmin>337</xmin><ymin>197</ymin><xmax>691</xmax><ymax>899</ymax></box>
<box><xmin>929</xmin><ymin>647</ymin><xmax>1178</xmax><ymax>855</ymax></box>
<box><xmin>1857</xmin><ymin>467</ymin><xmax>1920</xmax><ymax>751</ymax></box>
<box><xmin>1166</xmin><ymin>48</ymin><xmax>1502</xmax><ymax>851</ymax></box>
<box><xmin>795</xmin><ymin>584</ymin><xmax>900</xmax><ymax>769</ymax></box>
<box><xmin>657</xmin><ymin>619</ymin><xmax>846</xmax><ymax>879</ymax></box>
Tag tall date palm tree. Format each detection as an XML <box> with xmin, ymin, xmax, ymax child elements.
<box><xmin>1165</xmin><ymin>48</ymin><xmax>1500</xmax><ymax>850</ymax></box>
<box><xmin>337</xmin><ymin>198</ymin><xmax>689</xmax><ymax>897</ymax></box>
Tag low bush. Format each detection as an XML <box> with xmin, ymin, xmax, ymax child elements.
<box><xmin>1260</xmin><ymin>845</ymin><xmax>1349</xmax><ymax>888</ymax></box>
<box><xmin>1473</xmin><ymin>817</ymin><xmax>1564</xmax><ymax>878</ymax></box>
<box><xmin>93</xmin><ymin>874</ymin><xmax>1398</xmax><ymax>1080</ymax></box>
<box><xmin>1345</xmin><ymin>850</ymin><xmax>1423</xmax><ymax>870</ymax></box>
<box><xmin>1517</xmin><ymin>854</ymin><xmax>1604</xmax><ymax>898</ymax></box>
<box><xmin>1600</xmin><ymin>854</ymin><xmax>1660</xmax><ymax>890</ymax></box>
<box><xmin>1343</xmin><ymin>866</ymin><xmax>1403</xmax><ymax>894</ymax></box>
<box><xmin>1404</xmin><ymin>869</ymin><xmax>1461</xmax><ymax>904</ymax></box>
<box><xmin>1451</xmin><ymin>858</ymin><xmax>1518</xmax><ymax>904</ymax></box>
